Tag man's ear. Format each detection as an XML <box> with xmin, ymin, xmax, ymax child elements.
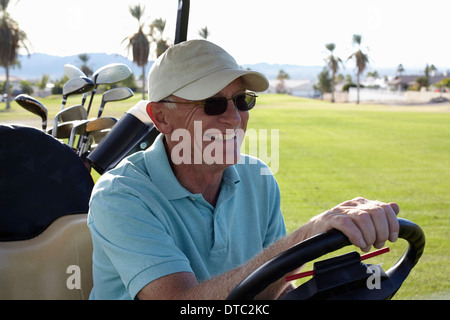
<box><xmin>146</xmin><ymin>102</ymin><xmax>172</xmax><ymax>134</ymax></box>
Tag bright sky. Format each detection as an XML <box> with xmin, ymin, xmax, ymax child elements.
<box><xmin>8</xmin><ymin>0</ymin><xmax>450</xmax><ymax>71</ymax></box>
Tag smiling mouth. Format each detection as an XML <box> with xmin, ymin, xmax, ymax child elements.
<box><xmin>205</xmin><ymin>131</ymin><xmax>237</xmax><ymax>141</ymax></box>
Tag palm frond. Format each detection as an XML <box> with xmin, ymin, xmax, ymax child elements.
<box><xmin>129</xmin><ymin>4</ymin><xmax>145</xmax><ymax>26</ymax></box>
<box><xmin>0</xmin><ymin>13</ymin><xmax>29</xmax><ymax>66</ymax></box>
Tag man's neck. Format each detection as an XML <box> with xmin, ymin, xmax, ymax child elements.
<box><xmin>164</xmin><ymin>139</ymin><xmax>225</xmax><ymax>207</ymax></box>
<box><xmin>173</xmin><ymin>164</ymin><xmax>223</xmax><ymax>206</ymax></box>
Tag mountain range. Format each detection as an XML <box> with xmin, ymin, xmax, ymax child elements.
<box><xmin>5</xmin><ymin>53</ymin><xmax>147</xmax><ymax>81</ymax></box>
<box><xmin>3</xmin><ymin>52</ymin><xmax>407</xmax><ymax>82</ymax></box>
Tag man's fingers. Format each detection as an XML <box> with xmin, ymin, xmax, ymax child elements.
<box><xmin>387</xmin><ymin>203</ymin><xmax>400</xmax><ymax>242</ymax></box>
<box><xmin>389</xmin><ymin>202</ymin><xmax>400</xmax><ymax>215</ymax></box>
<box><xmin>327</xmin><ymin>213</ymin><xmax>369</xmax><ymax>251</ymax></box>
<box><xmin>370</xmin><ymin>205</ymin><xmax>391</xmax><ymax>248</ymax></box>
<box><xmin>347</xmin><ymin>210</ymin><xmax>376</xmax><ymax>252</ymax></box>
<box><xmin>314</xmin><ymin>199</ymin><xmax>400</xmax><ymax>252</ymax></box>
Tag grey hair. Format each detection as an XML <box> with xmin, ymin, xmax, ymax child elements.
<box><xmin>160</xmin><ymin>95</ymin><xmax>178</xmax><ymax>110</ymax></box>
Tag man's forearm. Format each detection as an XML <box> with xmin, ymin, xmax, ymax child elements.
<box><xmin>167</xmin><ymin>224</ymin><xmax>309</xmax><ymax>300</ymax></box>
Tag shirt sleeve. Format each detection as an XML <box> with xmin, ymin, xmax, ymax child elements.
<box><xmin>88</xmin><ymin>175</ymin><xmax>193</xmax><ymax>299</ymax></box>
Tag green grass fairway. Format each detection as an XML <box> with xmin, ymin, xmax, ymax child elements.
<box><xmin>246</xmin><ymin>94</ymin><xmax>450</xmax><ymax>299</ymax></box>
<box><xmin>1</xmin><ymin>94</ymin><xmax>449</xmax><ymax>299</ymax></box>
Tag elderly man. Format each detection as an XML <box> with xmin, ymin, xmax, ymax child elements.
<box><xmin>87</xmin><ymin>40</ymin><xmax>399</xmax><ymax>300</ymax></box>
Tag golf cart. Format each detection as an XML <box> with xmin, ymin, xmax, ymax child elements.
<box><xmin>0</xmin><ymin>0</ymin><xmax>424</xmax><ymax>300</ymax></box>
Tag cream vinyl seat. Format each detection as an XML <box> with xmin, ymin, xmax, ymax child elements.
<box><xmin>0</xmin><ymin>125</ymin><xmax>94</xmax><ymax>299</ymax></box>
<box><xmin>0</xmin><ymin>214</ymin><xmax>93</xmax><ymax>299</ymax></box>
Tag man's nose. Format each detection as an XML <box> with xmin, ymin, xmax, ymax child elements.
<box><xmin>219</xmin><ymin>100</ymin><xmax>242</xmax><ymax>125</ymax></box>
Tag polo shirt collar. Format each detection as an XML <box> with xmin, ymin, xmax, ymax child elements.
<box><xmin>144</xmin><ymin>134</ymin><xmax>240</xmax><ymax>201</ymax></box>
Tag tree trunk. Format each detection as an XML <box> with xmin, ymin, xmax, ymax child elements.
<box><xmin>356</xmin><ymin>73</ymin><xmax>360</xmax><ymax>104</ymax></box>
<box><xmin>331</xmin><ymin>71</ymin><xmax>335</xmax><ymax>103</ymax></box>
<box><xmin>5</xmin><ymin>64</ymin><xmax>11</xmax><ymax>110</ymax></box>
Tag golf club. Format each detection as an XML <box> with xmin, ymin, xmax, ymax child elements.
<box><xmin>14</xmin><ymin>94</ymin><xmax>48</xmax><ymax>131</ymax></box>
<box><xmin>64</xmin><ymin>64</ymin><xmax>89</xmax><ymax>106</ymax></box>
<box><xmin>85</xmin><ymin>63</ymin><xmax>132</xmax><ymax>117</ymax></box>
<box><xmin>68</xmin><ymin>120</ymin><xmax>89</xmax><ymax>150</ymax></box>
<box><xmin>52</xmin><ymin>104</ymin><xmax>88</xmax><ymax>137</ymax></box>
<box><xmin>64</xmin><ymin>64</ymin><xmax>85</xmax><ymax>79</ymax></box>
<box><xmin>79</xmin><ymin>117</ymin><xmax>118</xmax><ymax>154</ymax></box>
<box><xmin>76</xmin><ymin>86</ymin><xmax>133</xmax><ymax>150</ymax></box>
<box><xmin>90</xmin><ymin>129</ymin><xmax>112</xmax><ymax>150</ymax></box>
<box><xmin>47</xmin><ymin>121</ymin><xmax>77</xmax><ymax>139</ymax></box>
<box><xmin>57</xmin><ymin>105</ymin><xmax>87</xmax><ymax>122</ymax></box>
<box><xmin>61</xmin><ymin>76</ymin><xmax>95</xmax><ymax>111</ymax></box>
<box><xmin>97</xmin><ymin>87</ymin><xmax>134</xmax><ymax>118</ymax></box>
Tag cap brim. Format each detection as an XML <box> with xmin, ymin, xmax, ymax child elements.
<box><xmin>172</xmin><ymin>69</ymin><xmax>269</xmax><ymax>101</ymax></box>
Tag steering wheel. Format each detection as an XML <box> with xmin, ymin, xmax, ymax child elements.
<box><xmin>227</xmin><ymin>218</ymin><xmax>425</xmax><ymax>300</ymax></box>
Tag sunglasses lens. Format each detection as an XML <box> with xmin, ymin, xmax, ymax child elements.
<box><xmin>203</xmin><ymin>93</ymin><xmax>257</xmax><ymax>115</ymax></box>
<box><xmin>237</xmin><ymin>93</ymin><xmax>256</xmax><ymax>111</ymax></box>
<box><xmin>204</xmin><ymin>98</ymin><xmax>228</xmax><ymax>115</ymax></box>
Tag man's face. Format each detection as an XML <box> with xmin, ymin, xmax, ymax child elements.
<box><xmin>165</xmin><ymin>78</ymin><xmax>249</xmax><ymax>169</ymax></box>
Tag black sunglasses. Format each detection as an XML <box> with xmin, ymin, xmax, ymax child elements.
<box><xmin>160</xmin><ymin>92</ymin><xmax>257</xmax><ymax>116</ymax></box>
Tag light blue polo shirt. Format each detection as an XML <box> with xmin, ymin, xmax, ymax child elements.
<box><xmin>87</xmin><ymin>134</ymin><xmax>286</xmax><ymax>300</ymax></box>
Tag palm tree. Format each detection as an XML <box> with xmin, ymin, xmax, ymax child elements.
<box><xmin>347</xmin><ymin>34</ymin><xmax>369</xmax><ymax>104</ymax></box>
<box><xmin>396</xmin><ymin>64</ymin><xmax>405</xmax><ymax>77</ymax></box>
<box><xmin>325</xmin><ymin>43</ymin><xmax>343</xmax><ymax>103</ymax></box>
<box><xmin>198</xmin><ymin>26</ymin><xmax>209</xmax><ymax>39</ymax></box>
<box><xmin>77</xmin><ymin>53</ymin><xmax>92</xmax><ymax>77</ymax></box>
<box><xmin>150</xmin><ymin>18</ymin><xmax>169</xmax><ymax>58</ymax></box>
<box><xmin>124</xmin><ymin>4</ymin><xmax>150</xmax><ymax>99</ymax></box>
<box><xmin>430</xmin><ymin>64</ymin><xmax>437</xmax><ymax>77</ymax></box>
<box><xmin>0</xmin><ymin>0</ymin><xmax>30</xmax><ymax>110</ymax></box>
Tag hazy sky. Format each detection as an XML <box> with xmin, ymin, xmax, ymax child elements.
<box><xmin>8</xmin><ymin>0</ymin><xmax>450</xmax><ymax>71</ymax></box>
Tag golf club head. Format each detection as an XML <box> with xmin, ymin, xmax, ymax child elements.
<box><xmin>62</xmin><ymin>76</ymin><xmax>95</xmax><ymax>97</ymax></box>
<box><xmin>82</xmin><ymin>117</ymin><xmax>117</xmax><ymax>154</ymax></box>
<box><xmin>103</xmin><ymin>87</ymin><xmax>134</xmax><ymax>103</ymax></box>
<box><xmin>52</xmin><ymin>104</ymin><xmax>88</xmax><ymax>137</ymax></box>
<box><xmin>92</xmin><ymin>63</ymin><xmax>132</xmax><ymax>85</ymax></box>
<box><xmin>97</xmin><ymin>87</ymin><xmax>134</xmax><ymax>117</ymax></box>
<box><xmin>57</xmin><ymin>105</ymin><xmax>88</xmax><ymax>122</ymax></box>
<box><xmin>86</xmin><ymin>117</ymin><xmax>117</xmax><ymax>133</ymax></box>
<box><xmin>47</xmin><ymin>121</ymin><xmax>75</xmax><ymax>139</ymax></box>
<box><xmin>15</xmin><ymin>94</ymin><xmax>48</xmax><ymax>131</ymax></box>
<box><xmin>64</xmin><ymin>64</ymin><xmax>86</xmax><ymax>79</ymax></box>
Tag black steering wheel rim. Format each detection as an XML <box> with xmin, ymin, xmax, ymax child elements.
<box><xmin>226</xmin><ymin>218</ymin><xmax>425</xmax><ymax>300</ymax></box>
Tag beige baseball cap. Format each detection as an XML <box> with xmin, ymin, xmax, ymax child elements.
<box><xmin>147</xmin><ymin>40</ymin><xmax>269</xmax><ymax>102</ymax></box>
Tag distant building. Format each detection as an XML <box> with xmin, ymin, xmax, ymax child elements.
<box><xmin>387</xmin><ymin>75</ymin><xmax>446</xmax><ymax>91</ymax></box>
<box><xmin>267</xmin><ymin>79</ymin><xmax>320</xmax><ymax>98</ymax></box>
<box><xmin>362</xmin><ymin>76</ymin><xmax>388</xmax><ymax>89</ymax></box>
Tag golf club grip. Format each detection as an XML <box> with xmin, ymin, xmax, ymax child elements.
<box><xmin>226</xmin><ymin>218</ymin><xmax>424</xmax><ymax>300</ymax></box>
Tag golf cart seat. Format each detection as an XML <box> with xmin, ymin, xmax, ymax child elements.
<box><xmin>0</xmin><ymin>125</ymin><xmax>94</xmax><ymax>299</ymax></box>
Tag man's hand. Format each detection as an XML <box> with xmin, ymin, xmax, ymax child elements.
<box><xmin>306</xmin><ymin>197</ymin><xmax>399</xmax><ymax>252</ymax></box>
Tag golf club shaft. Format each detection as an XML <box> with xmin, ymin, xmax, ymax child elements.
<box><xmin>86</xmin><ymin>87</ymin><xmax>97</xmax><ymax>117</ymax></box>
